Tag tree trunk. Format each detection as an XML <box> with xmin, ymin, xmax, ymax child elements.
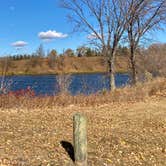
<box><xmin>130</xmin><ymin>46</ymin><xmax>137</xmax><ymax>84</ymax></box>
<box><xmin>108</xmin><ymin>51</ymin><xmax>116</xmax><ymax>91</ymax></box>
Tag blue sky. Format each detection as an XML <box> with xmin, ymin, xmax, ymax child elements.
<box><xmin>0</xmin><ymin>0</ymin><xmax>166</xmax><ymax>56</ymax></box>
<box><xmin>0</xmin><ymin>0</ymin><xmax>87</xmax><ymax>55</ymax></box>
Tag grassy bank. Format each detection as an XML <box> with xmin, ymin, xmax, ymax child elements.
<box><xmin>0</xmin><ymin>78</ymin><xmax>166</xmax><ymax>165</ymax></box>
<box><xmin>0</xmin><ymin>56</ymin><xmax>129</xmax><ymax>76</ymax></box>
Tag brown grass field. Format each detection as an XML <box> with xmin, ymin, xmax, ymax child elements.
<box><xmin>0</xmin><ymin>56</ymin><xmax>129</xmax><ymax>75</ymax></box>
<box><xmin>0</xmin><ymin>78</ymin><xmax>166</xmax><ymax>166</ymax></box>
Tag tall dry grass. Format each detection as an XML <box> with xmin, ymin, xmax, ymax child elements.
<box><xmin>0</xmin><ymin>77</ymin><xmax>165</xmax><ymax>109</ymax></box>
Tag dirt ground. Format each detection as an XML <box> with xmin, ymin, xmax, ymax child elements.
<box><xmin>0</xmin><ymin>96</ymin><xmax>166</xmax><ymax>166</ymax></box>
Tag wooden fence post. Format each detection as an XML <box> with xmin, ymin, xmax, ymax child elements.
<box><xmin>73</xmin><ymin>113</ymin><xmax>87</xmax><ymax>166</ymax></box>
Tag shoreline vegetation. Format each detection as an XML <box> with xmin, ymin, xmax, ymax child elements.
<box><xmin>0</xmin><ymin>77</ymin><xmax>165</xmax><ymax>109</ymax></box>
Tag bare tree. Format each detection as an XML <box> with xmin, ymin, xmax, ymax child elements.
<box><xmin>36</xmin><ymin>44</ymin><xmax>45</xmax><ymax>57</ymax></box>
<box><xmin>60</xmin><ymin>0</ymin><xmax>130</xmax><ymax>90</ymax></box>
<box><xmin>126</xmin><ymin>0</ymin><xmax>166</xmax><ymax>84</ymax></box>
<box><xmin>64</xmin><ymin>48</ymin><xmax>75</xmax><ymax>57</ymax></box>
<box><xmin>48</xmin><ymin>49</ymin><xmax>57</xmax><ymax>68</ymax></box>
<box><xmin>139</xmin><ymin>43</ymin><xmax>166</xmax><ymax>77</ymax></box>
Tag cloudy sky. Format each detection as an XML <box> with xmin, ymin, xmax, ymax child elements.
<box><xmin>0</xmin><ymin>0</ymin><xmax>166</xmax><ymax>56</ymax></box>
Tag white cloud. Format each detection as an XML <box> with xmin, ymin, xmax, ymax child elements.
<box><xmin>38</xmin><ymin>30</ymin><xmax>68</xmax><ymax>40</ymax></box>
<box><xmin>11</xmin><ymin>41</ymin><xmax>28</xmax><ymax>47</ymax></box>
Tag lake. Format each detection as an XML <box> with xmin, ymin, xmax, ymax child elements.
<box><xmin>0</xmin><ymin>73</ymin><xmax>130</xmax><ymax>96</ymax></box>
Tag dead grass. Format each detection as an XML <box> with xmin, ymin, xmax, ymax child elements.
<box><xmin>0</xmin><ymin>92</ymin><xmax>166</xmax><ymax>165</ymax></box>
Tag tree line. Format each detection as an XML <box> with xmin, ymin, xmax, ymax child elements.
<box><xmin>2</xmin><ymin>44</ymin><xmax>129</xmax><ymax>61</ymax></box>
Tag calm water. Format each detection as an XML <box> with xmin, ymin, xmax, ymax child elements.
<box><xmin>0</xmin><ymin>73</ymin><xmax>130</xmax><ymax>96</ymax></box>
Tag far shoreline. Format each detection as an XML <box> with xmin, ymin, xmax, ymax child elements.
<box><xmin>0</xmin><ymin>70</ymin><xmax>129</xmax><ymax>77</ymax></box>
